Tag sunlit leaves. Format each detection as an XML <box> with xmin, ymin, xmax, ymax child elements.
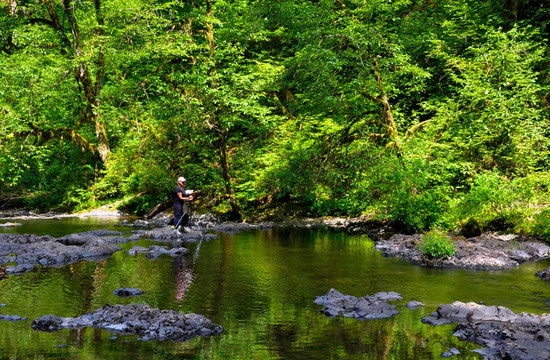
<box><xmin>423</xmin><ymin>26</ymin><xmax>547</xmax><ymax>174</ymax></box>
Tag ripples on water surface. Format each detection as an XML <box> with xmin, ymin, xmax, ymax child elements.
<box><xmin>1</xmin><ymin>217</ymin><xmax>549</xmax><ymax>359</ymax></box>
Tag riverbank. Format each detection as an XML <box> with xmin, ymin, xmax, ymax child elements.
<box><xmin>2</xmin><ymin>208</ymin><xmax>549</xmax><ymax>272</ymax></box>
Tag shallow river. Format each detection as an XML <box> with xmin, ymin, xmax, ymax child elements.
<box><xmin>1</xmin><ymin>217</ymin><xmax>549</xmax><ymax>359</ymax></box>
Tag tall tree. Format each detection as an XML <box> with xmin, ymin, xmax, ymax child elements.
<box><xmin>0</xmin><ymin>0</ymin><xmax>109</xmax><ymax>161</ymax></box>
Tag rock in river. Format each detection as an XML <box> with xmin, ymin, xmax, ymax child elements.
<box><xmin>31</xmin><ymin>303</ymin><xmax>223</xmax><ymax>341</ymax></box>
<box><xmin>113</xmin><ymin>288</ymin><xmax>144</xmax><ymax>297</ymax></box>
<box><xmin>314</xmin><ymin>288</ymin><xmax>402</xmax><ymax>320</ymax></box>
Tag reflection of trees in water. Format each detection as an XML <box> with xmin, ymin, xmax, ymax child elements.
<box><xmin>174</xmin><ymin>256</ymin><xmax>194</xmax><ymax>301</ymax></box>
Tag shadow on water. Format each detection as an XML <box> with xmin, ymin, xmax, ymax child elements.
<box><xmin>1</xmin><ymin>220</ymin><xmax>549</xmax><ymax>359</ymax></box>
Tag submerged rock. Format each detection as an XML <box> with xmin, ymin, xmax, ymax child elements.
<box><xmin>0</xmin><ymin>222</ymin><xmax>22</xmax><ymax>227</ymax></box>
<box><xmin>375</xmin><ymin>233</ymin><xmax>550</xmax><ymax>270</ymax></box>
<box><xmin>422</xmin><ymin>301</ymin><xmax>550</xmax><ymax>360</ymax></box>
<box><xmin>314</xmin><ymin>288</ymin><xmax>401</xmax><ymax>320</ymax></box>
<box><xmin>441</xmin><ymin>348</ymin><xmax>460</xmax><ymax>358</ymax></box>
<box><xmin>406</xmin><ymin>301</ymin><xmax>425</xmax><ymax>309</ymax></box>
<box><xmin>0</xmin><ymin>313</ymin><xmax>27</xmax><ymax>321</ymax></box>
<box><xmin>138</xmin><ymin>226</ymin><xmax>218</xmax><ymax>243</ymax></box>
<box><xmin>127</xmin><ymin>245</ymin><xmax>189</xmax><ymax>259</ymax></box>
<box><xmin>31</xmin><ymin>303</ymin><xmax>223</xmax><ymax>341</ymax></box>
<box><xmin>113</xmin><ymin>288</ymin><xmax>144</xmax><ymax>297</ymax></box>
<box><xmin>127</xmin><ymin>246</ymin><xmax>149</xmax><ymax>256</ymax></box>
<box><xmin>5</xmin><ymin>264</ymin><xmax>35</xmax><ymax>275</ymax></box>
<box><xmin>535</xmin><ymin>266</ymin><xmax>550</xmax><ymax>280</ymax></box>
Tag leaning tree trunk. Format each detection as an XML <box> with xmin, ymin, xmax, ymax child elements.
<box><xmin>370</xmin><ymin>61</ymin><xmax>401</xmax><ymax>151</ymax></box>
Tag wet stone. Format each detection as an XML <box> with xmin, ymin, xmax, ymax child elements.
<box><xmin>406</xmin><ymin>301</ymin><xmax>425</xmax><ymax>309</ymax></box>
<box><xmin>535</xmin><ymin>266</ymin><xmax>550</xmax><ymax>280</ymax></box>
<box><xmin>113</xmin><ymin>288</ymin><xmax>144</xmax><ymax>297</ymax></box>
<box><xmin>31</xmin><ymin>303</ymin><xmax>223</xmax><ymax>342</ymax></box>
<box><xmin>314</xmin><ymin>289</ymin><xmax>401</xmax><ymax>320</ymax></box>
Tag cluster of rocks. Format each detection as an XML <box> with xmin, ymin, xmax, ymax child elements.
<box><xmin>315</xmin><ymin>290</ymin><xmax>550</xmax><ymax>359</ymax></box>
<box><xmin>422</xmin><ymin>301</ymin><xmax>550</xmax><ymax>360</ymax></box>
<box><xmin>0</xmin><ymin>215</ymin><xmax>225</xmax><ymax>275</ymax></box>
<box><xmin>314</xmin><ymin>288</ymin><xmax>415</xmax><ymax>320</ymax></box>
<box><xmin>127</xmin><ymin>245</ymin><xmax>189</xmax><ymax>259</ymax></box>
<box><xmin>136</xmin><ymin>227</ymin><xmax>218</xmax><ymax>243</ymax></box>
<box><xmin>31</xmin><ymin>303</ymin><xmax>223</xmax><ymax>342</ymax></box>
<box><xmin>0</xmin><ymin>228</ymin><xmax>203</xmax><ymax>274</ymax></box>
<box><xmin>0</xmin><ymin>313</ymin><xmax>27</xmax><ymax>321</ymax></box>
<box><xmin>0</xmin><ymin>303</ymin><xmax>27</xmax><ymax>322</ymax></box>
<box><xmin>0</xmin><ymin>231</ymin><xmax>136</xmax><ymax>275</ymax></box>
<box><xmin>375</xmin><ymin>233</ymin><xmax>550</xmax><ymax>270</ymax></box>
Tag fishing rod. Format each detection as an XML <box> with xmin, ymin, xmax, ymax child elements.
<box><xmin>192</xmin><ymin>204</ymin><xmax>204</xmax><ymax>239</ymax></box>
<box><xmin>174</xmin><ymin>207</ymin><xmax>187</xmax><ymax>230</ymax></box>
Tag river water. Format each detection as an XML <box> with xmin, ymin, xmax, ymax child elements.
<box><xmin>1</xmin><ymin>217</ymin><xmax>549</xmax><ymax>359</ymax></box>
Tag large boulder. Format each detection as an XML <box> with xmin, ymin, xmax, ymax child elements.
<box><xmin>31</xmin><ymin>303</ymin><xmax>223</xmax><ymax>341</ymax></box>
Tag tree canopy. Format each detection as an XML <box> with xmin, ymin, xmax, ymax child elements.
<box><xmin>1</xmin><ymin>0</ymin><xmax>549</xmax><ymax>236</ymax></box>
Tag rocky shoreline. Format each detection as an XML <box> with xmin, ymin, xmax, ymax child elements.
<box><xmin>375</xmin><ymin>233</ymin><xmax>550</xmax><ymax>270</ymax></box>
<box><xmin>2</xmin><ymin>210</ymin><xmax>550</xmax><ymax>273</ymax></box>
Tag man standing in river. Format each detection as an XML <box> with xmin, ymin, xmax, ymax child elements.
<box><xmin>174</xmin><ymin>176</ymin><xmax>193</xmax><ymax>234</ymax></box>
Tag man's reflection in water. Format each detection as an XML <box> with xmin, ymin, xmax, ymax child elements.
<box><xmin>174</xmin><ymin>256</ymin><xmax>194</xmax><ymax>301</ymax></box>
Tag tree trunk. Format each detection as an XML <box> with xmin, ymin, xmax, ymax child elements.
<box><xmin>63</xmin><ymin>0</ymin><xmax>110</xmax><ymax>162</ymax></box>
<box><xmin>370</xmin><ymin>62</ymin><xmax>401</xmax><ymax>149</ymax></box>
<box><xmin>8</xmin><ymin>0</ymin><xmax>17</xmax><ymax>16</ymax></box>
<box><xmin>218</xmin><ymin>134</ymin><xmax>242</xmax><ymax>220</ymax></box>
<box><xmin>502</xmin><ymin>0</ymin><xmax>518</xmax><ymax>22</ymax></box>
<box><xmin>202</xmin><ymin>0</ymin><xmax>241</xmax><ymax>220</ymax></box>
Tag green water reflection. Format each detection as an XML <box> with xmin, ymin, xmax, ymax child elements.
<box><xmin>1</xmin><ymin>222</ymin><xmax>549</xmax><ymax>359</ymax></box>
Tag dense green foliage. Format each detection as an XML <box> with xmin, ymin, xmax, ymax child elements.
<box><xmin>1</xmin><ymin>0</ymin><xmax>549</xmax><ymax>236</ymax></box>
